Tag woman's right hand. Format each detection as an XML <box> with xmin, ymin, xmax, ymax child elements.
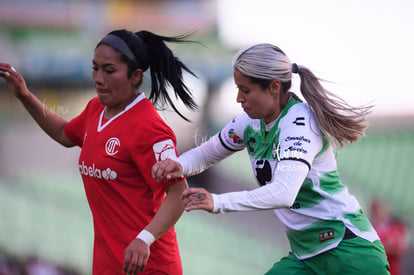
<box><xmin>0</xmin><ymin>63</ymin><xmax>29</xmax><ymax>99</ymax></box>
<box><xmin>152</xmin><ymin>159</ymin><xmax>184</xmax><ymax>182</ymax></box>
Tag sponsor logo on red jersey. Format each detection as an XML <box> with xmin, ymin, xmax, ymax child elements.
<box><xmin>79</xmin><ymin>161</ymin><xmax>118</xmax><ymax>181</ymax></box>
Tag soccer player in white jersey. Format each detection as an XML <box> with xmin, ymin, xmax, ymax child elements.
<box><xmin>152</xmin><ymin>43</ymin><xmax>390</xmax><ymax>274</ymax></box>
<box><xmin>1</xmin><ymin>29</ymin><xmax>199</xmax><ymax>275</ymax></box>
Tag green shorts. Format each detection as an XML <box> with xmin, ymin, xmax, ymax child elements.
<box><xmin>265</xmin><ymin>237</ymin><xmax>390</xmax><ymax>275</ymax></box>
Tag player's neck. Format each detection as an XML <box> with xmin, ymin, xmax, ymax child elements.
<box><xmin>104</xmin><ymin>93</ymin><xmax>139</xmax><ymax>119</ymax></box>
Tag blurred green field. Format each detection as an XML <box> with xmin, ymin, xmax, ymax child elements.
<box><xmin>337</xmin><ymin>126</ymin><xmax>414</xmax><ymax>216</ymax></box>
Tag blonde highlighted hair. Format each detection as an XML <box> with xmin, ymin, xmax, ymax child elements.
<box><xmin>233</xmin><ymin>43</ymin><xmax>373</xmax><ymax>148</ymax></box>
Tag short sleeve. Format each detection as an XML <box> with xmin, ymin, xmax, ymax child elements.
<box><xmin>128</xmin><ymin>115</ymin><xmax>182</xmax><ymax>192</ymax></box>
<box><xmin>64</xmin><ymin>98</ymin><xmax>101</xmax><ymax>147</ymax></box>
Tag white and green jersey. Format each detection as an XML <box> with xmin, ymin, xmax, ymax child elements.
<box><xmin>216</xmin><ymin>96</ymin><xmax>379</xmax><ymax>259</ymax></box>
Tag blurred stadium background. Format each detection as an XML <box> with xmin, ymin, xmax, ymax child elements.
<box><xmin>0</xmin><ymin>0</ymin><xmax>413</xmax><ymax>274</ymax></box>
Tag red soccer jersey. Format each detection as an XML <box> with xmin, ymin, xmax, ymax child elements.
<box><xmin>64</xmin><ymin>94</ymin><xmax>182</xmax><ymax>274</ymax></box>
<box><xmin>374</xmin><ymin>219</ymin><xmax>409</xmax><ymax>275</ymax></box>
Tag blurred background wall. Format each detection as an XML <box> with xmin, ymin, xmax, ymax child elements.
<box><xmin>0</xmin><ymin>0</ymin><xmax>413</xmax><ymax>274</ymax></box>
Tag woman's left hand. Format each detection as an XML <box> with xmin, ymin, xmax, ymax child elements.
<box><xmin>181</xmin><ymin>188</ymin><xmax>214</xmax><ymax>212</ymax></box>
<box><xmin>123</xmin><ymin>238</ymin><xmax>150</xmax><ymax>274</ymax></box>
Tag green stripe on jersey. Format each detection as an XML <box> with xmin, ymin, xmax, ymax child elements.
<box><xmin>344</xmin><ymin>209</ymin><xmax>373</xmax><ymax>232</ymax></box>
<box><xmin>319</xmin><ymin>170</ymin><xmax>345</xmax><ymax>195</ymax></box>
<box><xmin>292</xmin><ymin>179</ymin><xmax>324</xmax><ymax>209</ymax></box>
<box><xmin>315</xmin><ymin>137</ymin><xmax>330</xmax><ymax>158</ymax></box>
<box><xmin>286</xmin><ymin>219</ymin><xmax>345</xmax><ymax>257</ymax></box>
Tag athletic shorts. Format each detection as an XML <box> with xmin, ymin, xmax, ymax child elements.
<box><xmin>265</xmin><ymin>237</ymin><xmax>390</xmax><ymax>275</ymax></box>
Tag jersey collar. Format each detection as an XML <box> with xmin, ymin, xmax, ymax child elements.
<box><xmin>97</xmin><ymin>93</ymin><xmax>145</xmax><ymax>132</ymax></box>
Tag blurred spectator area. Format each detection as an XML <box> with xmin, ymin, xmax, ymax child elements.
<box><xmin>0</xmin><ymin>0</ymin><xmax>230</xmax><ymax>88</ymax></box>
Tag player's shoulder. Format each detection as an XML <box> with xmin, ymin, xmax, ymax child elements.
<box><xmin>230</xmin><ymin>112</ymin><xmax>258</xmax><ymax>128</ymax></box>
<box><xmin>281</xmin><ymin>101</ymin><xmax>314</xmax><ymax>127</ymax></box>
<box><xmin>88</xmin><ymin>97</ymin><xmax>102</xmax><ymax>106</ymax></box>
<box><xmin>286</xmin><ymin>101</ymin><xmax>311</xmax><ymax>117</ymax></box>
<box><xmin>81</xmin><ymin>97</ymin><xmax>104</xmax><ymax>115</ymax></box>
<box><xmin>130</xmin><ymin>97</ymin><xmax>159</xmax><ymax>118</ymax></box>
<box><xmin>129</xmin><ymin>99</ymin><xmax>173</xmax><ymax>134</ymax></box>
<box><xmin>84</xmin><ymin>97</ymin><xmax>105</xmax><ymax>110</ymax></box>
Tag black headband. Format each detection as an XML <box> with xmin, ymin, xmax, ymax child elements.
<box><xmin>100</xmin><ymin>34</ymin><xmax>137</xmax><ymax>63</ymax></box>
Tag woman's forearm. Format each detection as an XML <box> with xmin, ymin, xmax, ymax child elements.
<box><xmin>18</xmin><ymin>91</ymin><xmax>74</xmax><ymax>147</ymax></box>
<box><xmin>179</xmin><ymin>134</ymin><xmax>234</xmax><ymax>176</ymax></box>
<box><xmin>212</xmin><ymin>160</ymin><xmax>309</xmax><ymax>213</ymax></box>
<box><xmin>144</xmin><ymin>180</ymin><xmax>188</xmax><ymax>240</ymax></box>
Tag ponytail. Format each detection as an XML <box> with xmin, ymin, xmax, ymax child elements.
<box><xmin>136</xmin><ymin>31</ymin><xmax>198</xmax><ymax>121</ymax></box>
<box><xmin>293</xmin><ymin>64</ymin><xmax>373</xmax><ymax>148</ymax></box>
<box><xmin>101</xmin><ymin>29</ymin><xmax>198</xmax><ymax>121</ymax></box>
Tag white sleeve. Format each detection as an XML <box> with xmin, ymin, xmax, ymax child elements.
<box><xmin>211</xmin><ymin>160</ymin><xmax>308</xmax><ymax>213</ymax></box>
<box><xmin>178</xmin><ymin>113</ymin><xmax>248</xmax><ymax>176</ymax></box>
<box><xmin>178</xmin><ymin>134</ymin><xmax>235</xmax><ymax>176</ymax></box>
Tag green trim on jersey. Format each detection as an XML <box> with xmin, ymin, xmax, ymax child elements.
<box><xmin>292</xmin><ymin>179</ymin><xmax>324</xmax><ymax>209</ymax></box>
<box><xmin>286</xmin><ymin>219</ymin><xmax>345</xmax><ymax>256</ymax></box>
<box><xmin>344</xmin><ymin>209</ymin><xmax>374</xmax><ymax>232</ymax></box>
<box><xmin>315</xmin><ymin>137</ymin><xmax>330</xmax><ymax>158</ymax></box>
<box><xmin>319</xmin><ymin>170</ymin><xmax>345</xmax><ymax>195</ymax></box>
<box><xmin>244</xmin><ymin>121</ymin><xmax>280</xmax><ymax>160</ymax></box>
<box><xmin>243</xmin><ymin>96</ymin><xmax>302</xmax><ymax>161</ymax></box>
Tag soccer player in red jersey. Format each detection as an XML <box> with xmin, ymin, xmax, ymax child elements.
<box><xmin>0</xmin><ymin>29</ymin><xmax>198</xmax><ymax>275</ymax></box>
<box><xmin>371</xmin><ymin>199</ymin><xmax>410</xmax><ymax>275</ymax></box>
